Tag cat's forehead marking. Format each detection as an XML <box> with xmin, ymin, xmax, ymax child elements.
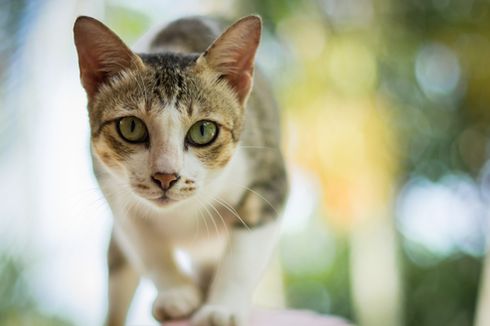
<box><xmin>153</xmin><ymin>70</ymin><xmax>185</xmax><ymax>112</ymax></box>
<box><xmin>140</xmin><ymin>52</ymin><xmax>199</xmax><ymax>114</ymax></box>
<box><xmin>186</xmin><ymin>99</ymin><xmax>194</xmax><ymax>117</ymax></box>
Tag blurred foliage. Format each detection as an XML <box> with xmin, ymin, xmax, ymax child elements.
<box><xmin>281</xmin><ymin>223</ymin><xmax>353</xmax><ymax>318</ymax></box>
<box><xmin>239</xmin><ymin>0</ymin><xmax>490</xmax><ymax>325</ymax></box>
<box><xmin>403</xmin><ymin>245</ymin><xmax>482</xmax><ymax>326</ymax></box>
<box><xmin>239</xmin><ymin>0</ymin><xmax>490</xmax><ymax>179</ymax></box>
<box><xmin>376</xmin><ymin>0</ymin><xmax>490</xmax><ymax>179</ymax></box>
<box><xmin>105</xmin><ymin>4</ymin><xmax>151</xmax><ymax>44</ymax></box>
<box><xmin>0</xmin><ymin>254</ymin><xmax>71</xmax><ymax>326</ymax></box>
<box><xmin>0</xmin><ymin>0</ymin><xmax>36</xmax><ymax>154</ymax></box>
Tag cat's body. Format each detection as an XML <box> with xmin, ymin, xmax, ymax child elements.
<box><xmin>74</xmin><ymin>15</ymin><xmax>287</xmax><ymax>326</ymax></box>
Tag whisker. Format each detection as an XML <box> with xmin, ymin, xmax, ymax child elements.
<box><xmin>200</xmin><ymin>209</ymin><xmax>211</xmax><ymax>240</ymax></box>
<box><xmin>201</xmin><ymin>201</ymin><xmax>219</xmax><ymax>236</ymax></box>
<box><xmin>192</xmin><ymin>209</ymin><xmax>202</xmax><ymax>244</ymax></box>
<box><xmin>234</xmin><ymin>184</ymin><xmax>279</xmax><ymax>215</ymax></box>
<box><xmin>208</xmin><ymin>201</ymin><xmax>229</xmax><ymax>237</ymax></box>
<box><xmin>192</xmin><ymin>197</ymin><xmax>210</xmax><ymax>244</ymax></box>
<box><xmin>213</xmin><ymin>198</ymin><xmax>250</xmax><ymax>230</ymax></box>
<box><xmin>195</xmin><ymin>197</ymin><xmax>212</xmax><ymax>239</ymax></box>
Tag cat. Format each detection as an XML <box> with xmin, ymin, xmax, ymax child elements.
<box><xmin>74</xmin><ymin>14</ymin><xmax>288</xmax><ymax>326</ymax></box>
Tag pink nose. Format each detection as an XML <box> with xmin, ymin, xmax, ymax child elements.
<box><xmin>152</xmin><ymin>173</ymin><xmax>179</xmax><ymax>190</ymax></box>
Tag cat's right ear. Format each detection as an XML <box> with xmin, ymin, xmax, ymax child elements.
<box><xmin>73</xmin><ymin>16</ymin><xmax>143</xmax><ymax>99</ymax></box>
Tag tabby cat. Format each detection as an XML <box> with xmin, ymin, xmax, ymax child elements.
<box><xmin>73</xmin><ymin>14</ymin><xmax>288</xmax><ymax>326</ymax></box>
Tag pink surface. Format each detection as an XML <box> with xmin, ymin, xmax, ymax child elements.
<box><xmin>163</xmin><ymin>308</ymin><xmax>351</xmax><ymax>326</ymax></box>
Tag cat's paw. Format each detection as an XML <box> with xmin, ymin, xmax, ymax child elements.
<box><xmin>152</xmin><ymin>284</ymin><xmax>202</xmax><ymax>321</ymax></box>
<box><xmin>191</xmin><ymin>305</ymin><xmax>246</xmax><ymax>326</ymax></box>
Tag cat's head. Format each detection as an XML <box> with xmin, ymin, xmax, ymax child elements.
<box><xmin>74</xmin><ymin>15</ymin><xmax>261</xmax><ymax>208</ymax></box>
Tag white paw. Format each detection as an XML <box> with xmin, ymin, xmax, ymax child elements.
<box><xmin>152</xmin><ymin>284</ymin><xmax>202</xmax><ymax>321</ymax></box>
<box><xmin>191</xmin><ymin>305</ymin><xmax>246</xmax><ymax>326</ymax></box>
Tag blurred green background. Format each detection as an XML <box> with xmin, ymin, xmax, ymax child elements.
<box><xmin>1</xmin><ymin>0</ymin><xmax>490</xmax><ymax>325</ymax></box>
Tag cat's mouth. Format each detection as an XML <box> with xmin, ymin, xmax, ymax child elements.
<box><xmin>132</xmin><ymin>185</ymin><xmax>183</xmax><ymax>208</ymax></box>
<box><xmin>150</xmin><ymin>194</ymin><xmax>177</xmax><ymax>207</ymax></box>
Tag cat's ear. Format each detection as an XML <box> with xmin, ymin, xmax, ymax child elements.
<box><xmin>73</xmin><ymin>16</ymin><xmax>143</xmax><ymax>98</ymax></box>
<box><xmin>197</xmin><ymin>15</ymin><xmax>262</xmax><ymax>106</ymax></box>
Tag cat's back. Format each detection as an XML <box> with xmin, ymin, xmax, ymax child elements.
<box><xmin>133</xmin><ymin>16</ymin><xmax>222</xmax><ymax>54</ymax></box>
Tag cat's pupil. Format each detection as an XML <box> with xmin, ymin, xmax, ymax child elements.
<box><xmin>130</xmin><ymin>120</ymin><xmax>136</xmax><ymax>133</ymax></box>
<box><xmin>200</xmin><ymin>124</ymin><xmax>205</xmax><ymax>136</ymax></box>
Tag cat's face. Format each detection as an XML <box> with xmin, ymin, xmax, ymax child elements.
<box><xmin>90</xmin><ymin>57</ymin><xmax>242</xmax><ymax>207</ymax></box>
<box><xmin>74</xmin><ymin>16</ymin><xmax>261</xmax><ymax>208</ymax></box>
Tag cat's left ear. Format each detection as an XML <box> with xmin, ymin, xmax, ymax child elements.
<box><xmin>197</xmin><ymin>15</ymin><xmax>262</xmax><ymax>106</ymax></box>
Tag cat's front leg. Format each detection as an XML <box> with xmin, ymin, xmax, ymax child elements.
<box><xmin>142</xmin><ymin>240</ymin><xmax>203</xmax><ymax>322</ymax></box>
<box><xmin>105</xmin><ymin>234</ymin><xmax>140</xmax><ymax>326</ymax></box>
<box><xmin>191</xmin><ymin>221</ymin><xmax>279</xmax><ymax>326</ymax></box>
<box><xmin>114</xmin><ymin>220</ymin><xmax>202</xmax><ymax>322</ymax></box>
<box><xmin>152</xmin><ymin>280</ymin><xmax>202</xmax><ymax>322</ymax></box>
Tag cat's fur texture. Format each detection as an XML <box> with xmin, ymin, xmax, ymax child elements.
<box><xmin>74</xmin><ymin>15</ymin><xmax>288</xmax><ymax>326</ymax></box>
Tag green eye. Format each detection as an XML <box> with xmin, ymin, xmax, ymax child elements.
<box><xmin>187</xmin><ymin>120</ymin><xmax>218</xmax><ymax>146</ymax></box>
<box><xmin>117</xmin><ymin>116</ymin><xmax>148</xmax><ymax>143</ymax></box>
